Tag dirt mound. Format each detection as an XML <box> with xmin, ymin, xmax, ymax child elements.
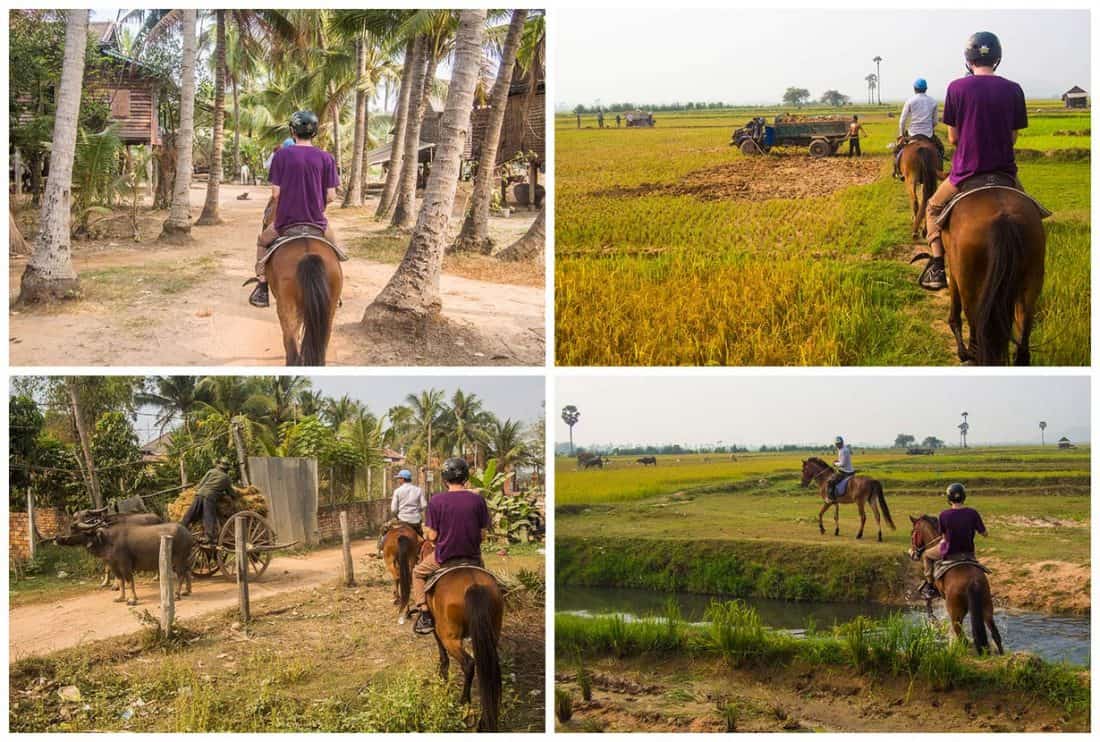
<box><xmin>596</xmin><ymin>155</ymin><xmax>882</xmax><ymax>203</ymax></box>
<box><xmin>166</xmin><ymin>485</ymin><xmax>268</xmax><ymax>522</ymax></box>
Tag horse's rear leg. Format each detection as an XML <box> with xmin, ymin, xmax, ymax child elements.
<box><xmin>456</xmin><ymin>643</ymin><xmax>476</xmax><ymax>705</ymax></box>
<box><xmin>433</xmin><ymin>632</ymin><xmax>450</xmax><ymax>680</ymax></box>
<box><xmin>868</xmin><ymin>497</ymin><xmax>883</xmax><ymax>542</ymax></box>
<box><xmin>855</xmin><ymin>499</ymin><xmax>866</xmax><ymax>539</ymax></box>
<box><xmin>985</xmin><ymin>595</ymin><xmax>1004</xmax><ymax>654</ymax></box>
<box><xmin>275</xmin><ymin>297</ymin><xmax>301</xmax><ymax>365</ymax></box>
<box><xmin>948</xmin><ymin>281</ymin><xmax>970</xmax><ymax>363</ymax></box>
<box><xmin>833</xmin><ymin>503</ymin><xmax>840</xmax><ymax>537</ymax></box>
<box><xmin>1014</xmin><ymin>300</ymin><xmax>1034</xmax><ymax>366</ymax></box>
<box><xmin>909</xmin><ymin>182</ymin><xmax>920</xmax><ymax>238</ymax></box>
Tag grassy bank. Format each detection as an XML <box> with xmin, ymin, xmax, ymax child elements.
<box><xmin>556</xmin><ymin>605</ymin><xmax>1089</xmax><ymax>721</ymax></box>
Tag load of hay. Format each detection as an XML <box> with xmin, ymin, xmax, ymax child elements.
<box><xmin>166</xmin><ymin>485</ymin><xmax>269</xmax><ymax>522</ymax></box>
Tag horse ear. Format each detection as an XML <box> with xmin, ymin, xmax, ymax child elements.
<box><xmin>909</xmin><ymin>515</ymin><xmax>918</xmax><ymax>524</ymax></box>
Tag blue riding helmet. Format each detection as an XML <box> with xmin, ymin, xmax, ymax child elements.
<box><xmin>281</xmin><ymin>137</ymin><xmax>295</xmax><ymax>149</ymax></box>
<box><xmin>913</xmin><ymin>77</ymin><xmax>928</xmax><ymax>92</ymax></box>
<box><xmin>395</xmin><ymin>469</ymin><xmax>413</xmax><ymax>481</ymax></box>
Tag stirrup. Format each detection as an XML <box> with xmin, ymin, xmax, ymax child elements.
<box><xmin>413</xmin><ymin>611</ymin><xmax>435</xmax><ymax>635</ymax></box>
<box><xmin>910</xmin><ymin>252</ymin><xmax>947</xmax><ymax>291</ymax></box>
<box><xmin>247</xmin><ymin>281</ymin><xmax>270</xmax><ymax>308</ymax></box>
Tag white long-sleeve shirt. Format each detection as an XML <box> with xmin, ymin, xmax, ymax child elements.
<box><xmin>898</xmin><ymin>93</ymin><xmax>938</xmax><ymax>138</ymax></box>
<box><xmin>834</xmin><ymin>444</ymin><xmax>854</xmax><ymax>473</ymax></box>
<box><xmin>391</xmin><ymin>483</ymin><xmax>426</xmax><ymax>523</ymax></box>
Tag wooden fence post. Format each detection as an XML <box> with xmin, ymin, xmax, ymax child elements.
<box><xmin>236</xmin><ymin>517</ymin><xmax>250</xmax><ymax>623</ymax></box>
<box><xmin>26</xmin><ymin>488</ymin><xmax>36</xmax><ymax>561</ymax></box>
<box><xmin>340</xmin><ymin>510</ymin><xmax>355</xmax><ymax>587</ymax></box>
<box><xmin>159</xmin><ymin>534</ymin><xmax>175</xmax><ymax>634</ymax></box>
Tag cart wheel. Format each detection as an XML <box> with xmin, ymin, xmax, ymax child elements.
<box><xmin>740</xmin><ymin>139</ymin><xmax>761</xmax><ymax>156</ymax></box>
<box><xmin>809</xmin><ymin>139</ymin><xmax>831</xmax><ymax>158</ymax></box>
<box><xmin>217</xmin><ymin>511</ymin><xmax>275</xmax><ymax>579</ymax></box>
<box><xmin>187</xmin><ymin>522</ymin><xmax>220</xmax><ymax>577</ymax></box>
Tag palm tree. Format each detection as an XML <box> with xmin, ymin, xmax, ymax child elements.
<box><xmin>445</xmin><ymin>390</ymin><xmax>490</xmax><ymax>464</ymax></box>
<box><xmin>561</xmin><ymin>405</ymin><xmax>580</xmax><ymax>454</ymax></box>
<box><xmin>873</xmin><ymin>56</ymin><xmax>883</xmax><ymax>104</ymax></box>
<box><xmin>263</xmin><ymin>375</ymin><xmax>311</xmax><ymax>423</ymax></box>
<box><xmin>18</xmin><ymin>10</ymin><xmax>88</xmax><ymax>303</ymax></box>
<box><xmin>486</xmin><ymin>417</ymin><xmax>527</xmax><ymax>478</ymax></box>
<box><xmin>363</xmin><ymin>10</ymin><xmax>487</xmax><ymax>328</ymax></box>
<box><xmin>452</xmin><ymin>10</ymin><xmax>528</xmax><ymax>253</ymax></box>
<box><xmin>959</xmin><ymin>411</ymin><xmax>969</xmax><ymax>448</ymax></box>
<box><xmin>402</xmin><ymin>388</ymin><xmax>447</xmax><ymax>465</ymax></box>
<box><xmin>1040</xmin><ymin>420</ymin><xmax>1047</xmax><ymax>446</ymax></box>
<box><xmin>376</xmin><ymin>33</ymin><xmax>417</xmax><ymax>218</ymax></box>
<box><xmin>297</xmin><ymin>389</ymin><xmax>325</xmax><ymax>418</ymax></box>
<box><xmin>323</xmin><ymin>394</ymin><xmax>365</xmax><ymax>430</ymax></box>
<box><xmin>497</xmin><ymin>204</ymin><xmax>544</xmax><ymax>261</ymax></box>
<box><xmin>389</xmin><ymin>32</ymin><xmax>432</xmax><ymax>229</ymax></box>
<box><xmin>137</xmin><ymin>376</ymin><xmax>200</xmax><ymax>433</ymax></box>
<box><xmin>864</xmin><ymin>73</ymin><xmax>877</xmax><ymax>106</ymax></box>
<box><xmin>162</xmin><ymin>10</ymin><xmax>197</xmax><ymax>242</ymax></box>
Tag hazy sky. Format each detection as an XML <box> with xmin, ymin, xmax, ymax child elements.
<box><xmin>556</xmin><ymin>376</ymin><xmax>1090</xmax><ymax>448</ymax></box>
<box><xmin>556</xmin><ymin>9</ymin><xmax>1091</xmax><ymax>106</ymax></box>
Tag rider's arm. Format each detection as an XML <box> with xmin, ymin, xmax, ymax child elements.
<box><xmin>324</xmin><ymin>187</ymin><xmax>336</xmax><ymax>206</ymax></box>
<box><xmin>898</xmin><ymin>101</ymin><xmax>909</xmax><ymax>137</ymax></box>
<box><xmin>271</xmin><ymin>184</ymin><xmax>281</xmax><ymax>202</ymax></box>
<box><xmin>976</xmin><ymin>511</ymin><xmax>987</xmax><ymax>536</ymax></box>
<box><xmin>424</xmin><ymin>525</ymin><xmax>438</xmax><ymax>541</ymax></box>
<box><xmin>946</xmin><ymin>125</ymin><xmax>958</xmax><ymax>145</ymax></box>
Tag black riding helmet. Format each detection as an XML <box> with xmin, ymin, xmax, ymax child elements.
<box><xmin>289</xmin><ymin>110</ymin><xmax>319</xmax><ymax>139</ymax></box>
<box><xmin>946</xmin><ymin>482</ymin><xmax>967</xmax><ymax>503</ymax></box>
<box><xmin>441</xmin><ymin>457</ymin><xmax>470</xmax><ymax>484</ymax></box>
<box><xmin>964</xmin><ymin>32</ymin><xmax>1002</xmax><ymax>71</ymax></box>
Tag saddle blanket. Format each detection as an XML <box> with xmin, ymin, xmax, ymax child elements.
<box><xmin>937</xmin><ymin>174</ymin><xmax>1051</xmax><ymax>227</ymax></box>
<box><xmin>258</xmin><ymin>224</ymin><xmax>349</xmax><ymax>269</ymax></box>
<box><xmin>834</xmin><ymin>473</ymin><xmax>855</xmax><ymax>497</ymax></box>
<box><xmin>424</xmin><ymin>562</ymin><xmax>502</xmax><ymax>593</ymax></box>
<box><xmin>934</xmin><ymin>555</ymin><xmax>991</xmax><ymax>582</ymax></box>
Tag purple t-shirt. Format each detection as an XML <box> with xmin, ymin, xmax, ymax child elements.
<box><xmin>268</xmin><ymin>145</ymin><xmax>339</xmax><ymax>232</ymax></box>
<box><xmin>942</xmin><ymin>74</ymin><xmax>1027</xmax><ymax>185</ymax></box>
<box><xmin>426</xmin><ymin>489</ymin><xmax>490</xmax><ymax>563</ymax></box>
<box><xmin>939</xmin><ymin>507</ymin><xmax>986</xmax><ymax>557</ymax></box>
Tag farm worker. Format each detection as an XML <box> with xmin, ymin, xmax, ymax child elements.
<box><xmin>597</xmin><ymin>110</ymin><xmax>605</xmax><ymax>128</ymax></box>
<box><xmin>375</xmin><ymin>469</ymin><xmax>427</xmax><ymax>554</ymax></box>
<box><xmin>615</xmin><ymin>114</ymin><xmax>622</xmax><ymax>128</ymax></box>
<box><xmin>248</xmin><ymin>111</ymin><xmax>339</xmax><ymax>308</ymax></box>
<box><xmin>846</xmin><ymin>115</ymin><xmax>866</xmax><ymax>157</ymax></box>
<box><xmin>893</xmin><ymin>77</ymin><xmax>944</xmax><ymax>179</ymax></box>
<box><xmin>920</xmin><ymin>31</ymin><xmax>1028</xmax><ymax>291</ymax></box>
<box><xmin>180</xmin><ymin>457</ymin><xmax>234</xmax><ymax>544</ymax></box>
<box><xmin>411</xmin><ymin>457</ymin><xmax>491</xmax><ymax>635</ymax></box>
<box><xmin>826</xmin><ymin>436</ymin><xmax>854</xmax><ymax>501</ymax></box>
<box><xmin>918</xmin><ymin>483</ymin><xmax>988</xmax><ymax>599</ymax></box>
<box><xmin>576</xmin><ymin>112</ymin><xmax>581</xmax><ymax>128</ymax></box>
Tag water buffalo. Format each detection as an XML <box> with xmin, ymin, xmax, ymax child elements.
<box><xmin>72</xmin><ymin>509</ymin><xmax>163</xmax><ymax>589</ymax></box>
<box><xmin>56</xmin><ymin>521</ymin><xmax>193</xmax><ymax>605</ymax></box>
<box><xmin>577</xmin><ymin>452</ymin><xmax>605</xmax><ymax>470</ymax></box>
<box><xmin>636</xmin><ymin>456</ymin><xmax>657</xmax><ymax>466</ymax></box>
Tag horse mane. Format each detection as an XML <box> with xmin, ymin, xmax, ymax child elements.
<box><xmin>805</xmin><ymin>456</ymin><xmax>833</xmax><ymax>471</ymax></box>
<box><xmin>918</xmin><ymin>514</ymin><xmax>940</xmax><ymax>534</ymax></box>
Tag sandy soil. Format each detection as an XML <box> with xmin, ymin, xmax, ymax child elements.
<box><xmin>595</xmin><ymin>154</ymin><xmax>882</xmax><ymax>202</ymax></box>
<box><xmin>556</xmin><ymin>656</ymin><xmax>1087</xmax><ymax>732</ymax></box>
<box><xmin>9</xmin><ymin>183</ymin><xmax>544</xmax><ymax>366</ymax></box>
<box><xmin>985</xmin><ymin>557</ymin><xmax>1091</xmax><ymax>615</ymax></box>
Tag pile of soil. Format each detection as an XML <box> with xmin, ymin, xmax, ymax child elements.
<box><xmin>596</xmin><ymin>155</ymin><xmax>881</xmax><ymax>203</ymax></box>
<box><xmin>166</xmin><ymin>485</ymin><xmax>268</xmax><ymax>522</ymax></box>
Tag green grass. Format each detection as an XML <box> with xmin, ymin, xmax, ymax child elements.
<box><xmin>10</xmin><ymin>543</ymin><xmax>105</xmax><ymax>608</ymax></box>
<box><xmin>80</xmin><ymin>255</ymin><xmax>219</xmax><ymax>303</ymax></box>
<box><xmin>556</xmin><ymin>105</ymin><xmax>1090</xmax><ymax>366</ymax></box>
<box><xmin>556</xmin><ymin>603</ymin><xmax>1090</xmax><ymax>715</ymax></box>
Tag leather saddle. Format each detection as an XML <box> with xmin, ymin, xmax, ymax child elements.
<box><xmin>423</xmin><ymin>561</ymin><xmax>500</xmax><ymax>593</ymax></box>
<box><xmin>936</xmin><ymin>173</ymin><xmax>1051</xmax><ymax>227</ymax></box>
<box><xmin>257</xmin><ymin>224</ymin><xmax>349</xmax><ymax>270</ymax></box>
<box><xmin>933</xmin><ymin>555</ymin><xmax>991</xmax><ymax>582</ymax></box>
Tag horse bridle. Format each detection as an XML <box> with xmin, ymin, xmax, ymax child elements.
<box><xmin>910</xmin><ymin>524</ymin><xmax>943</xmax><ymax>561</ymax></box>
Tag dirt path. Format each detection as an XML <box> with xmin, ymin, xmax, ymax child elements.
<box><xmin>9</xmin><ymin>183</ymin><xmax>544</xmax><ymax>366</ymax></box>
<box><xmin>11</xmin><ymin>542</ymin><xmax>371</xmax><ymax>659</ymax></box>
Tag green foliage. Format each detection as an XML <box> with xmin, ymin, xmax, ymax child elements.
<box><xmin>555</xmin><ymin>687</ymin><xmax>573</xmax><ymax>722</ymax></box>
<box><xmin>90</xmin><ymin>411</ymin><xmax>147</xmax><ymax>502</ymax></box>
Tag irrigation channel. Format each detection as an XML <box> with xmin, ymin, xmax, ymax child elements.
<box><xmin>557</xmin><ymin>586</ymin><xmax>1090</xmax><ymax>667</ymax></box>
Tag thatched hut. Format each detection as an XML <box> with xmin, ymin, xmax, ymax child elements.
<box><xmin>1062</xmin><ymin>86</ymin><xmax>1088</xmax><ymax>109</ymax></box>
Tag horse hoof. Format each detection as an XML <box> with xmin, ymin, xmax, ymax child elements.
<box><xmin>398</xmin><ymin>616</ymin><xmax>406</xmax><ymax>626</ymax></box>
<box><xmin>113</xmin><ymin>597</ymin><xmax>126</xmax><ymax>603</ymax></box>
<box><xmin>127</xmin><ymin>599</ymin><xmax>138</xmax><ymax>606</ymax></box>
<box><xmin>856</xmin><ymin>533</ymin><xmax>863</xmax><ymax>539</ymax></box>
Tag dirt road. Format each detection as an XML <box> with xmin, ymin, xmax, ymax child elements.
<box><xmin>11</xmin><ymin>542</ymin><xmax>362</xmax><ymax>659</ymax></box>
<box><xmin>9</xmin><ymin>184</ymin><xmax>544</xmax><ymax>366</ymax></box>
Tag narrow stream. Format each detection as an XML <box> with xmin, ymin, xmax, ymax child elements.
<box><xmin>558</xmin><ymin>585</ymin><xmax>1090</xmax><ymax>667</ymax></box>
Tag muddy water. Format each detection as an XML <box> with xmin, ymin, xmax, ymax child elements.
<box><xmin>558</xmin><ymin>585</ymin><xmax>1090</xmax><ymax>667</ymax></box>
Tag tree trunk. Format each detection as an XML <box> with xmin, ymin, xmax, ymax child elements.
<box><xmin>232</xmin><ymin>78</ymin><xmax>241</xmax><ymax>183</ymax></box>
<box><xmin>10</xmin><ymin>212</ymin><xmax>29</xmax><ymax>256</ymax></box>
<box><xmin>17</xmin><ymin>10</ymin><xmax>87</xmax><ymax>303</ymax></box>
<box><xmin>343</xmin><ymin>35</ymin><xmax>367</xmax><ymax>208</ymax></box>
<box><xmin>68</xmin><ymin>381</ymin><xmax>103</xmax><ymax>509</ymax></box>
<box><xmin>376</xmin><ymin>37</ymin><xmax>417</xmax><ymax>218</ymax></box>
<box><xmin>197</xmin><ymin>10</ymin><xmax>226</xmax><ymax>225</ymax></box>
<box><xmin>497</xmin><ymin>204</ymin><xmax>544</xmax><ymax>261</ymax></box>
<box><xmin>390</xmin><ymin>36</ymin><xmax>431</xmax><ymax>230</ymax></box>
<box><xmin>452</xmin><ymin>10</ymin><xmax>527</xmax><ymax>254</ymax></box>
<box><xmin>162</xmin><ymin>10</ymin><xmax>197</xmax><ymax>241</ymax></box>
<box><xmin>363</xmin><ymin>11</ymin><xmax>486</xmax><ymax>328</ymax></box>
<box><xmin>331</xmin><ymin>93</ymin><xmax>342</xmax><ymax>177</ymax></box>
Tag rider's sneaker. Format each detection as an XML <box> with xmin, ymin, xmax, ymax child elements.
<box><xmin>413</xmin><ymin>610</ymin><xmax>435</xmax><ymax>635</ymax></box>
<box><xmin>919</xmin><ymin>582</ymin><xmax>941</xmax><ymax>600</ymax></box>
<box><xmin>919</xmin><ymin>258</ymin><xmax>948</xmax><ymax>291</ymax></box>
<box><xmin>249</xmin><ymin>281</ymin><xmax>270</xmax><ymax>308</ymax></box>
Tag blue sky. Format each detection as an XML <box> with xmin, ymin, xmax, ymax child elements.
<box><xmin>555</xmin><ymin>375</ymin><xmax>1090</xmax><ymax>448</ymax></box>
<box><xmin>556</xmin><ymin>9</ymin><xmax>1091</xmax><ymax>107</ymax></box>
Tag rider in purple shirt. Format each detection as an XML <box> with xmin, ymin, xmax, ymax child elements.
<box><xmin>411</xmin><ymin>457</ymin><xmax>491</xmax><ymax>634</ymax></box>
<box><xmin>918</xmin><ymin>32</ymin><xmax>1029</xmax><ymax>291</ymax></box>
<box><xmin>920</xmin><ymin>482</ymin><xmax>988</xmax><ymax>599</ymax></box>
<box><xmin>249</xmin><ymin>110</ymin><xmax>340</xmax><ymax>308</ymax></box>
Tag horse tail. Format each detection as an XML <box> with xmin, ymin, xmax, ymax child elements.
<box><xmin>466</xmin><ymin>583</ymin><xmax>502</xmax><ymax>731</ymax></box>
<box><xmin>874</xmin><ymin>481</ymin><xmax>895</xmax><ymax>530</ymax></box>
<box><xmin>917</xmin><ymin>146</ymin><xmax>937</xmax><ymax>205</ymax></box>
<box><xmin>396</xmin><ymin>535</ymin><xmax>414</xmax><ymax>610</ymax></box>
<box><xmin>974</xmin><ymin>214</ymin><xmax>1026</xmax><ymax>365</ymax></box>
<box><xmin>297</xmin><ymin>253</ymin><xmax>331</xmax><ymax>366</ymax></box>
<box><xmin>967</xmin><ymin>579</ymin><xmax>989</xmax><ymax>654</ymax></box>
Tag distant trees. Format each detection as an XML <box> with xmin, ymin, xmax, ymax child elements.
<box><xmin>782</xmin><ymin>87</ymin><xmax>811</xmax><ymax>107</ymax></box>
<box><xmin>865</xmin><ymin>73</ymin><xmax>878</xmax><ymax>105</ymax></box>
<box><xmin>819</xmin><ymin>89</ymin><xmax>850</xmax><ymax>107</ymax></box>
<box><xmin>894</xmin><ymin>433</ymin><xmax>916</xmax><ymax>448</ymax></box>
<box><xmin>561</xmin><ymin>405</ymin><xmax>580</xmax><ymax>454</ymax></box>
<box><xmin>921</xmin><ymin>436</ymin><xmax>945</xmax><ymax>449</ymax></box>
<box><xmin>1039</xmin><ymin>420</ymin><xmax>1047</xmax><ymax>446</ymax></box>
<box><xmin>571</xmin><ymin>101</ymin><xmax>729</xmax><ymax>114</ymax></box>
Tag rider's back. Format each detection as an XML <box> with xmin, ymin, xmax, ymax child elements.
<box><xmin>943</xmin><ymin>75</ymin><xmax>1027</xmax><ymax>185</ymax></box>
<box><xmin>269</xmin><ymin>146</ymin><xmax>339</xmax><ymax>232</ymax></box>
<box><xmin>938</xmin><ymin>506</ymin><xmax>985</xmax><ymax>556</ymax></box>
<box><xmin>427</xmin><ymin>489</ymin><xmax>490</xmax><ymax>563</ymax></box>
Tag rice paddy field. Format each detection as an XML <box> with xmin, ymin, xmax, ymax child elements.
<box><xmin>555</xmin><ymin>103</ymin><xmax>1090</xmax><ymax>366</ymax></box>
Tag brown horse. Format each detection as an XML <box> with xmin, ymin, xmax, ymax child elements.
<box><xmin>907</xmin><ymin>515</ymin><xmax>1003</xmax><ymax>654</ymax></box>
<box><xmin>800</xmin><ymin>457</ymin><xmax>895</xmax><ymax>541</ymax></box>
<box><xmin>941</xmin><ymin>188</ymin><xmax>1046</xmax><ymax>365</ymax></box>
<box><xmin>261</xmin><ymin>199</ymin><xmax>343</xmax><ymax>365</ymax></box>
<box><xmin>898</xmin><ymin>138</ymin><xmax>943</xmax><ymax>238</ymax></box>
<box><xmin>427</xmin><ymin>565</ymin><xmax>504</xmax><ymax>731</ymax></box>
<box><xmin>382</xmin><ymin>525</ymin><xmax>421</xmax><ymax>625</ymax></box>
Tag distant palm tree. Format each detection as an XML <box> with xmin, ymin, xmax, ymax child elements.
<box><xmin>872</xmin><ymin>56</ymin><xmax>883</xmax><ymax>104</ymax></box>
<box><xmin>137</xmin><ymin>376</ymin><xmax>200</xmax><ymax>433</ymax></box>
<box><xmin>402</xmin><ymin>388</ymin><xmax>448</xmax><ymax>464</ymax></box>
<box><xmin>486</xmin><ymin>417</ymin><xmax>527</xmax><ymax>477</ymax></box>
<box><xmin>445</xmin><ymin>389</ymin><xmax>492</xmax><ymax>464</ymax></box>
<box><xmin>864</xmin><ymin>73</ymin><xmax>877</xmax><ymax>105</ymax></box>
<box><xmin>323</xmin><ymin>394</ymin><xmax>365</xmax><ymax>430</ymax></box>
<box><xmin>561</xmin><ymin>405</ymin><xmax>580</xmax><ymax>454</ymax></box>
<box><xmin>1040</xmin><ymin>420</ymin><xmax>1047</xmax><ymax>446</ymax></box>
